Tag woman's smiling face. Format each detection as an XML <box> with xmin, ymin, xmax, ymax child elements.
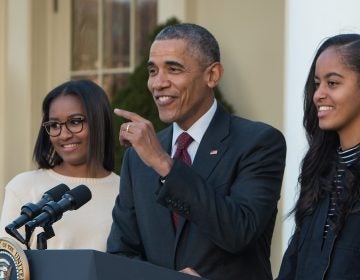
<box><xmin>48</xmin><ymin>94</ymin><xmax>89</xmax><ymax>169</ymax></box>
<box><xmin>313</xmin><ymin>47</ymin><xmax>360</xmax><ymax>148</ymax></box>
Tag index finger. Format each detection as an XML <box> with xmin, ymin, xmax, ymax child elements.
<box><xmin>114</xmin><ymin>108</ymin><xmax>146</xmax><ymax>122</ymax></box>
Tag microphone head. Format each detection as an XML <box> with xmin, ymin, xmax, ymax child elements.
<box><xmin>65</xmin><ymin>185</ymin><xmax>92</xmax><ymax>210</ymax></box>
<box><xmin>44</xmin><ymin>184</ymin><xmax>70</xmax><ymax>202</ymax></box>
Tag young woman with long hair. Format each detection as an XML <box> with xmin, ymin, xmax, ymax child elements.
<box><xmin>277</xmin><ymin>34</ymin><xmax>360</xmax><ymax>279</ymax></box>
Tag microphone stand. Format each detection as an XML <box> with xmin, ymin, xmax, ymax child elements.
<box><xmin>36</xmin><ymin>224</ymin><xmax>55</xmax><ymax>250</ymax></box>
<box><xmin>25</xmin><ymin>220</ymin><xmax>55</xmax><ymax>250</ymax></box>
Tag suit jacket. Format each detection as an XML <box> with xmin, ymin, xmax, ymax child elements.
<box><xmin>107</xmin><ymin>105</ymin><xmax>286</xmax><ymax>280</ymax></box>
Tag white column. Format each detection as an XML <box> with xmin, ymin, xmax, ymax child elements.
<box><xmin>0</xmin><ymin>0</ymin><xmax>7</xmax><ymax>206</ymax></box>
<box><xmin>3</xmin><ymin>0</ymin><xmax>33</xmax><ymax>183</ymax></box>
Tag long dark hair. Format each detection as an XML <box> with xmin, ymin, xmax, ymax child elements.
<box><xmin>33</xmin><ymin>79</ymin><xmax>115</xmax><ymax>173</ymax></box>
<box><xmin>294</xmin><ymin>34</ymin><xmax>360</xmax><ymax>235</ymax></box>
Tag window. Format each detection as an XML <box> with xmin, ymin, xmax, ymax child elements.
<box><xmin>70</xmin><ymin>0</ymin><xmax>157</xmax><ymax>99</ymax></box>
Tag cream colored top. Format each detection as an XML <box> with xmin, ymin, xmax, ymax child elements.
<box><xmin>0</xmin><ymin>169</ymin><xmax>119</xmax><ymax>251</ymax></box>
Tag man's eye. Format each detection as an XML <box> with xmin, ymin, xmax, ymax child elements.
<box><xmin>148</xmin><ymin>68</ymin><xmax>157</xmax><ymax>75</ymax></box>
<box><xmin>169</xmin><ymin>67</ymin><xmax>180</xmax><ymax>73</ymax></box>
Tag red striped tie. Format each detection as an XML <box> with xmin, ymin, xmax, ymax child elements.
<box><xmin>172</xmin><ymin>132</ymin><xmax>193</xmax><ymax>227</ymax></box>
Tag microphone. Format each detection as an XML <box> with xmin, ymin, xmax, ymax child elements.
<box><xmin>25</xmin><ymin>185</ymin><xmax>92</xmax><ymax>235</ymax></box>
<box><xmin>5</xmin><ymin>184</ymin><xmax>70</xmax><ymax>242</ymax></box>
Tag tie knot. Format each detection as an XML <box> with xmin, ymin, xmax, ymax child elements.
<box><xmin>176</xmin><ymin>132</ymin><xmax>193</xmax><ymax>150</ymax></box>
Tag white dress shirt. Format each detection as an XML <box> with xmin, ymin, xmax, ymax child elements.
<box><xmin>171</xmin><ymin>100</ymin><xmax>217</xmax><ymax>162</ymax></box>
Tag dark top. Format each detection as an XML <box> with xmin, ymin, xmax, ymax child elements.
<box><xmin>277</xmin><ymin>145</ymin><xmax>360</xmax><ymax>280</ymax></box>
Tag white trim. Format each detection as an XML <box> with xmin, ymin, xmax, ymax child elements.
<box><xmin>71</xmin><ymin>67</ymin><xmax>135</xmax><ymax>76</ymax></box>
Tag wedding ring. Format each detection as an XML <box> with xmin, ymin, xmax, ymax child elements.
<box><xmin>126</xmin><ymin>124</ymin><xmax>131</xmax><ymax>133</ymax></box>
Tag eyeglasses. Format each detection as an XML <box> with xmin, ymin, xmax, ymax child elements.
<box><xmin>42</xmin><ymin>116</ymin><xmax>86</xmax><ymax>137</ymax></box>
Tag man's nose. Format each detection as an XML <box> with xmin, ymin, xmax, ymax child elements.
<box><xmin>151</xmin><ymin>72</ymin><xmax>170</xmax><ymax>90</ymax></box>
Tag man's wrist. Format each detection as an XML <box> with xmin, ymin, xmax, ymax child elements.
<box><xmin>154</xmin><ymin>154</ymin><xmax>173</xmax><ymax>177</ymax></box>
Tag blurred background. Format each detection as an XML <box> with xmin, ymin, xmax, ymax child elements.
<box><xmin>1</xmin><ymin>0</ymin><xmax>359</xmax><ymax>276</ymax></box>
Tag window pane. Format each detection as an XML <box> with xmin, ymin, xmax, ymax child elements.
<box><xmin>71</xmin><ymin>0</ymin><xmax>158</xmax><ymax>101</ymax></box>
<box><xmin>103</xmin><ymin>74</ymin><xmax>130</xmax><ymax>99</ymax></box>
<box><xmin>103</xmin><ymin>0</ymin><xmax>131</xmax><ymax>68</ymax></box>
<box><xmin>71</xmin><ymin>0</ymin><xmax>99</xmax><ymax>71</ymax></box>
<box><xmin>70</xmin><ymin>74</ymin><xmax>129</xmax><ymax>100</ymax></box>
<box><xmin>135</xmin><ymin>0</ymin><xmax>157</xmax><ymax>65</ymax></box>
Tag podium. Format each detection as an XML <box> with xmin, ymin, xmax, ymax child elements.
<box><xmin>25</xmin><ymin>250</ymin><xmax>204</xmax><ymax>280</ymax></box>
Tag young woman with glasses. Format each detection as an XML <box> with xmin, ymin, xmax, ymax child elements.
<box><xmin>0</xmin><ymin>80</ymin><xmax>119</xmax><ymax>251</ymax></box>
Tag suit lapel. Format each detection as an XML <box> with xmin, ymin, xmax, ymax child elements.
<box><xmin>174</xmin><ymin>105</ymin><xmax>231</xmax><ymax>248</ymax></box>
<box><xmin>192</xmin><ymin>105</ymin><xmax>231</xmax><ymax>179</ymax></box>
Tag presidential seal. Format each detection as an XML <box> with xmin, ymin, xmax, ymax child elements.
<box><xmin>0</xmin><ymin>237</ymin><xmax>29</xmax><ymax>280</ymax></box>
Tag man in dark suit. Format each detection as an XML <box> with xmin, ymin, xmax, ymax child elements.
<box><xmin>107</xmin><ymin>23</ymin><xmax>286</xmax><ymax>280</ymax></box>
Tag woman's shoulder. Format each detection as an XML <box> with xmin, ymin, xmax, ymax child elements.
<box><xmin>83</xmin><ymin>172</ymin><xmax>120</xmax><ymax>188</ymax></box>
<box><xmin>5</xmin><ymin>169</ymin><xmax>52</xmax><ymax>191</ymax></box>
<box><xmin>108</xmin><ymin>172</ymin><xmax>120</xmax><ymax>181</ymax></box>
<box><xmin>7</xmin><ymin>169</ymin><xmax>47</xmax><ymax>183</ymax></box>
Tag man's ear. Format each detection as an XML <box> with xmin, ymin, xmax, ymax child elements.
<box><xmin>206</xmin><ymin>62</ymin><xmax>224</xmax><ymax>88</ymax></box>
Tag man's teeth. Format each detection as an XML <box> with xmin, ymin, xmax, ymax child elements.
<box><xmin>158</xmin><ymin>96</ymin><xmax>171</xmax><ymax>102</ymax></box>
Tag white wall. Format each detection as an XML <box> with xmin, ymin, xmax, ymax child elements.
<box><xmin>157</xmin><ymin>0</ymin><xmax>187</xmax><ymax>23</ymax></box>
<box><xmin>282</xmin><ymin>0</ymin><xmax>360</xmax><ymax>260</ymax></box>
